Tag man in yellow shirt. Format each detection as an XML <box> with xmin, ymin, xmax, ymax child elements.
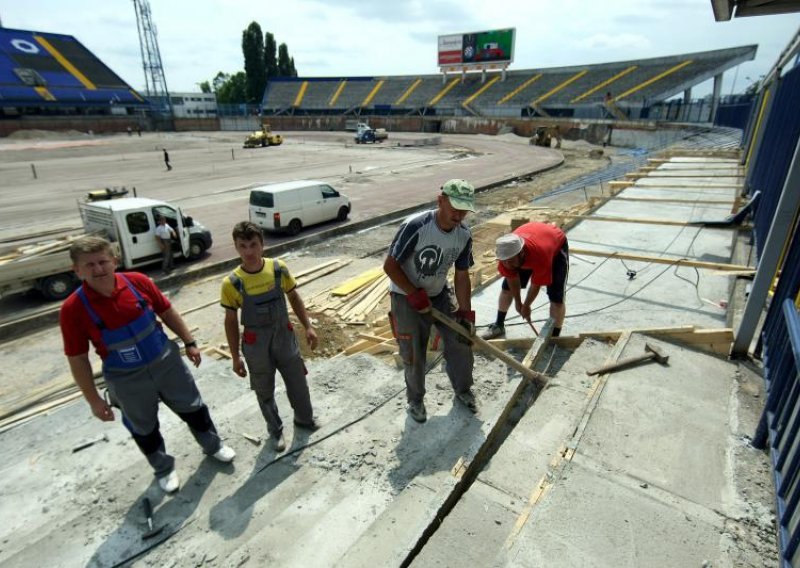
<box><xmin>220</xmin><ymin>221</ymin><xmax>319</xmax><ymax>452</ymax></box>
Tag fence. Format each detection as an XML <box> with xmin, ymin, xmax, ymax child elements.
<box><xmin>743</xmin><ymin>61</ymin><xmax>800</xmax><ymax>568</ymax></box>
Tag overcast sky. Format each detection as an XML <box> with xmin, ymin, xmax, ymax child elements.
<box><xmin>2</xmin><ymin>0</ymin><xmax>799</xmax><ymax>97</ymax></box>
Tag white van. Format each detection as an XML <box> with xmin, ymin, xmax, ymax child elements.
<box><xmin>249</xmin><ymin>180</ymin><xmax>351</xmax><ymax>235</ymax></box>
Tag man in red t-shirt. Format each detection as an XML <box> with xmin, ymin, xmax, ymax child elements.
<box><xmin>60</xmin><ymin>236</ymin><xmax>234</xmax><ymax>494</ymax></box>
<box><xmin>482</xmin><ymin>222</ymin><xmax>569</xmax><ymax>339</ymax></box>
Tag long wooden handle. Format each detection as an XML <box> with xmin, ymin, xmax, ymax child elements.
<box><xmin>586</xmin><ymin>352</ymin><xmax>655</xmax><ymax>376</ymax></box>
<box><xmin>429</xmin><ymin>308</ymin><xmax>547</xmax><ymax>387</ymax></box>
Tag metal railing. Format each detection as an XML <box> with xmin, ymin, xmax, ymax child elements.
<box><xmin>753</xmin><ymin>299</ymin><xmax>800</xmax><ymax>568</ymax></box>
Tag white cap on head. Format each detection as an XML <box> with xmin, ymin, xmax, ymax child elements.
<box><xmin>495</xmin><ymin>234</ymin><xmax>524</xmax><ymax>260</ymax></box>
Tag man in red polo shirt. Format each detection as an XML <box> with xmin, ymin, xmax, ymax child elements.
<box><xmin>482</xmin><ymin>222</ymin><xmax>569</xmax><ymax>339</ymax></box>
<box><xmin>60</xmin><ymin>236</ymin><xmax>234</xmax><ymax>494</ymax></box>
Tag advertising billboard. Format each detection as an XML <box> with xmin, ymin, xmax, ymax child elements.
<box><xmin>438</xmin><ymin>28</ymin><xmax>515</xmax><ymax>67</ymax></box>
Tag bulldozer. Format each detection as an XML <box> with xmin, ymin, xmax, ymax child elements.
<box><xmin>243</xmin><ymin>124</ymin><xmax>283</xmax><ymax>148</ymax></box>
<box><xmin>529</xmin><ymin>126</ymin><xmax>562</xmax><ymax>149</ymax></box>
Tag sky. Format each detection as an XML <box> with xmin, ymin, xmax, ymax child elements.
<box><xmin>1</xmin><ymin>0</ymin><xmax>799</xmax><ymax>97</ymax></box>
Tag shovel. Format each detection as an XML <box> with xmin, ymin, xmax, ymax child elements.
<box><xmin>429</xmin><ymin>308</ymin><xmax>548</xmax><ymax>388</ymax></box>
<box><xmin>141</xmin><ymin>497</ymin><xmax>164</xmax><ymax>540</ymax></box>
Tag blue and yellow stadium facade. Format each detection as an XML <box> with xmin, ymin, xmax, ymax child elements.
<box><xmin>0</xmin><ymin>28</ymin><xmax>148</xmax><ymax>111</ymax></box>
<box><xmin>261</xmin><ymin>45</ymin><xmax>756</xmax><ymax>119</ymax></box>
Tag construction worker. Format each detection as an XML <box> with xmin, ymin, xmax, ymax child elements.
<box><xmin>482</xmin><ymin>222</ymin><xmax>569</xmax><ymax>339</ymax></box>
<box><xmin>383</xmin><ymin>179</ymin><xmax>477</xmax><ymax>423</ymax></box>
<box><xmin>155</xmin><ymin>215</ymin><xmax>177</xmax><ymax>274</ymax></box>
<box><xmin>60</xmin><ymin>236</ymin><xmax>235</xmax><ymax>494</ymax></box>
<box><xmin>221</xmin><ymin>221</ymin><xmax>319</xmax><ymax>452</ymax></box>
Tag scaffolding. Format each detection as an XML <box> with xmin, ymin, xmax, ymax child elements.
<box><xmin>132</xmin><ymin>0</ymin><xmax>174</xmax><ymax>124</ymax></box>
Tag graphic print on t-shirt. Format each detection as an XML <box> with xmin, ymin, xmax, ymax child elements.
<box><xmin>415</xmin><ymin>244</ymin><xmax>443</xmax><ymax>276</ymax></box>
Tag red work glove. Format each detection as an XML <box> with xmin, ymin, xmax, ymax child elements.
<box><xmin>455</xmin><ymin>309</ymin><xmax>476</xmax><ymax>340</ymax></box>
<box><xmin>406</xmin><ymin>288</ymin><xmax>432</xmax><ymax>312</ymax></box>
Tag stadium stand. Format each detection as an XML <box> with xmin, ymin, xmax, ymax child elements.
<box><xmin>262</xmin><ymin>45</ymin><xmax>756</xmax><ymax>119</ymax></box>
<box><xmin>0</xmin><ymin>27</ymin><xmax>148</xmax><ymax>112</ymax></box>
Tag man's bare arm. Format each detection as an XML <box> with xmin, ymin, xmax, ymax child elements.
<box><xmin>67</xmin><ymin>354</ymin><xmax>114</xmax><ymax>421</ymax></box>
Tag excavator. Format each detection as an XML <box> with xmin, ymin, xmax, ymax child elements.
<box><xmin>243</xmin><ymin>124</ymin><xmax>283</xmax><ymax>148</ymax></box>
<box><xmin>529</xmin><ymin>126</ymin><xmax>562</xmax><ymax>149</ymax></box>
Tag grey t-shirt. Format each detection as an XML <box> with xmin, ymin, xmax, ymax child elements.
<box><xmin>387</xmin><ymin>210</ymin><xmax>473</xmax><ymax>296</ymax></box>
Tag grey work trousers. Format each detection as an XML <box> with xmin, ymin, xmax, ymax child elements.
<box><xmin>241</xmin><ymin>325</ymin><xmax>313</xmax><ymax>437</ymax></box>
<box><xmin>390</xmin><ymin>290</ymin><xmax>474</xmax><ymax>404</ymax></box>
<box><xmin>160</xmin><ymin>239</ymin><xmax>173</xmax><ymax>272</ymax></box>
<box><xmin>104</xmin><ymin>341</ymin><xmax>221</xmax><ymax>477</ymax></box>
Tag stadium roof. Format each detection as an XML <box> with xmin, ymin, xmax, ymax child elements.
<box><xmin>711</xmin><ymin>0</ymin><xmax>800</xmax><ymax>20</ymax></box>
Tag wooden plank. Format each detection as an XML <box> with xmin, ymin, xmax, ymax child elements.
<box><xmin>569</xmin><ymin>247</ymin><xmax>752</xmax><ymax>271</ymax></box>
<box><xmin>331</xmin><ymin>267</ymin><xmax>384</xmax><ymax>296</ymax></box>
<box><xmin>296</xmin><ymin>260</ymin><xmax>352</xmax><ymax>288</ymax></box>
<box><xmin>292</xmin><ymin>258</ymin><xmax>341</xmax><ymax>279</ymax></box>
<box><xmin>614</xmin><ymin>196</ymin><xmax>736</xmax><ymax>205</ymax></box>
<box><xmin>562</xmin><ymin>214</ymin><xmax>747</xmax><ymax>230</ymax></box>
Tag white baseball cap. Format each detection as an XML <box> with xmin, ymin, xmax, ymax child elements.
<box><xmin>495</xmin><ymin>234</ymin><xmax>524</xmax><ymax>260</ymax></box>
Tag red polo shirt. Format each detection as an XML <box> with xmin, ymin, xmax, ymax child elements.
<box><xmin>497</xmin><ymin>223</ymin><xmax>566</xmax><ymax>286</ymax></box>
<box><xmin>60</xmin><ymin>272</ymin><xmax>170</xmax><ymax>358</ymax></box>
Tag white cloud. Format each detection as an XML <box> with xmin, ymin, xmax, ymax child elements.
<box><xmin>577</xmin><ymin>33</ymin><xmax>652</xmax><ymax>52</ymax></box>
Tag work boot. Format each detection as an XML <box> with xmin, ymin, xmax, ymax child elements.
<box><xmin>271</xmin><ymin>433</ymin><xmax>286</xmax><ymax>452</ymax></box>
<box><xmin>293</xmin><ymin>419</ymin><xmax>321</xmax><ymax>432</ymax></box>
<box><xmin>456</xmin><ymin>390</ymin><xmax>478</xmax><ymax>414</ymax></box>
<box><xmin>481</xmin><ymin>323</ymin><xmax>505</xmax><ymax>340</ymax></box>
<box><xmin>158</xmin><ymin>470</ymin><xmax>180</xmax><ymax>494</ymax></box>
<box><xmin>407</xmin><ymin>401</ymin><xmax>427</xmax><ymax>423</ymax></box>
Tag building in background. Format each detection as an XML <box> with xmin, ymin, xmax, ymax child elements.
<box><xmin>168</xmin><ymin>92</ymin><xmax>217</xmax><ymax>118</ymax></box>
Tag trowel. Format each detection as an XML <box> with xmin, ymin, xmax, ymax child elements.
<box><xmin>141</xmin><ymin>497</ymin><xmax>164</xmax><ymax>540</ymax></box>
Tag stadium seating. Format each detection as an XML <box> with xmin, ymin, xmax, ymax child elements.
<box><xmin>0</xmin><ymin>28</ymin><xmax>147</xmax><ymax>108</ymax></box>
<box><xmin>262</xmin><ymin>45</ymin><xmax>756</xmax><ymax>118</ymax></box>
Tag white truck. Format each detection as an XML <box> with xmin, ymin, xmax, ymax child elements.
<box><xmin>0</xmin><ymin>197</ymin><xmax>213</xmax><ymax>301</ymax></box>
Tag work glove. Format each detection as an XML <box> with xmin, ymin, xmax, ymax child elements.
<box><xmin>406</xmin><ymin>288</ymin><xmax>432</xmax><ymax>312</ymax></box>
<box><xmin>455</xmin><ymin>309</ymin><xmax>476</xmax><ymax>344</ymax></box>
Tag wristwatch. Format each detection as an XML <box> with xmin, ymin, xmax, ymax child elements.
<box><xmin>184</xmin><ymin>340</ymin><xmax>198</xmax><ymax>349</ymax></box>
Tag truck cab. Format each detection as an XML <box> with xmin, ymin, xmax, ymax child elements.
<box><xmin>80</xmin><ymin>198</ymin><xmax>212</xmax><ymax>268</ymax></box>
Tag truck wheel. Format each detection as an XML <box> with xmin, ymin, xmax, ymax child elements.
<box><xmin>337</xmin><ymin>206</ymin><xmax>349</xmax><ymax>221</ymax></box>
<box><xmin>287</xmin><ymin>219</ymin><xmax>302</xmax><ymax>236</ymax></box>
<box><xmin>41</xmin><ymin>273</ymin><xmax>78</xmax><ymax>301</ymax></box>
<box><xmin>188</xmin><ymin>238</ymin><xmax>207</xmax><ymax>260</ymax></box>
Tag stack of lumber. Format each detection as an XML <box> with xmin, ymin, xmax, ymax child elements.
<box><xmin>306</xmin><ymin>267</ymin><xmax>390</xmax><ymax>323</ymax></box>
<box><xmin>0</xmin><ymin>235</ymin><xmax>81</xmax><ymax>265</ymax></box>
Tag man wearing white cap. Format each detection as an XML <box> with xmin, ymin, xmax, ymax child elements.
<box><xmin>383</xmin><ymin>179</ymin><xmax>477</xmax><ymax>423</ymax></box>
<box><xmin>483</xmin><ymin>222</ymin><xmax>569</xmax><ymax>339</ymax></box>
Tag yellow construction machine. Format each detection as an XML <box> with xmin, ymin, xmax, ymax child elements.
<box><xmin>243</xmin><ymin>124</ymin><xmax>283</xmax><ymax>148</ymax></box>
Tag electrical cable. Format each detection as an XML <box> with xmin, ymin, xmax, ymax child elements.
<box><xmin>255</xmin><ymin>351</ymin><xmax>445</xmax><ymax>475</ymax></box>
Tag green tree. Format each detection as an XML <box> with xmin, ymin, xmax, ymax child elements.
<box><xmin>242</xmin><ymin>22</ymin><xmax>266</xmax><ymax>103</ymax></box>
<box><xmin>215</xmin><ymin>71</ymin><xmax>247</xmax><ymax>104</ymax></box>
<box><xmin>198</xmin><ymin>81</ymin><xmax>211</xmax><ymax>93</ymax></box>
<box><xmin>264</xmin><ymin>32</ymin><xmax>278</xmax><ymax>79</ymax></box>
<box><xmin>277</xmin><ymin>43</ymin><xmax>292</xmax><ymax>76</ymax></box>
<box><xmin>290</xmin><ymin>56</ymin><xmax>297</xmax><ymax>77</ymax></box>
<box><xmin>212</xmin><ymin>71</ymin><xmax>229</xmax><ymax>92</ymax></box>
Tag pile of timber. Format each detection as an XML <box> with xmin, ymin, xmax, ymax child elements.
<box><xmin>306</xmin><ymin>267</ymin><xmax>390</xmax><ymax>324</ymax></box>
<box><xmin>0</xmin><ymin>234</ymin><xmax>86</xmax><ymax>265</ymax></box>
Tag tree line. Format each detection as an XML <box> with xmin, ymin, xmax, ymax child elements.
<box><xmin>199</xmin><ymin>22</ymin><xmax>297</xmax><ymax>105</ymax></box>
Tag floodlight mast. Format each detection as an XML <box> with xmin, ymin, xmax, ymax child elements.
<box><xmin>132</xmin><ymin>0</ymin><xmax>174</xmax><ymax>122</ymax></box>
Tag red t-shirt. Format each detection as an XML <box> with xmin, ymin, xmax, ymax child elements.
<box><xmin>497</xmin><ymin>223</ymin><xmax>566</xmax><ymax>286</ymax></box>
<box><xmin>60</xmin><ymin>272</ymin><xmax>171</xmax><ymax>359</ymax></box>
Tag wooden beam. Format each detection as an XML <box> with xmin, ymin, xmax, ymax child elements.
<box><xmin>550</xmin><ymin>326</ymin><xmax>733</xmax><ymax>356</ymax></box>
<box><xmin>614</xmin><ymin>197</ymin><xmax>736</xmax><ymax>205</ymax></box>
<box><xmin>569</xmin><ymin>247</ymin><xmax>752</xmax><ymax>271</ymax></box>
<box><xmin>562</xmin><ymin>214</ymin><xmax>748</xmax><ymax>230</ymax></box>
